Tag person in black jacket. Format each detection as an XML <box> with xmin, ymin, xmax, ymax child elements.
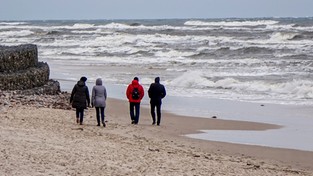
<box><xmin>70</xmin><ymin>76</ymin><xmax>90</xmax><ymax>125</ymax></box>
<box><xmin>148</xmin><ymin>77</ymin><xmax>166</xmax><ymax>126</ymax></box>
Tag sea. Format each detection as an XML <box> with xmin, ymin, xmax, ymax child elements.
<box><xmin>1</xmin><ymin>18</ymin><xmax>313</xmax><ymax>151</ymax></box>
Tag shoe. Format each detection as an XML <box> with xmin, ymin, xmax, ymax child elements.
<box><xmin>80</xmin><ymin>122</ymin><xmax>83</xmax><ymax>125</ymax></box>
<box><xmin>131</xmin><ymin>120</ymin><xmax>135</xmax><ymax>124</ymax></box>
<box><xmin>76</xmin><ymin>118</ymin><xmax>79</xmax><ymax>124</ymax></box>
<box><xmin>97</xmin><ymin>124</ymin><xmax>100</xmax><ymax>126</ymax></box>
<box><xmin>152</xmin><ymin>122</ymin><xmax>156</xmax><ymax>125</ymax></box>
<box><xmin>157</xmin><ymin>123</ymin><xmax>160</xmax><ymax>126</ymax></box>
<box><xmin>103</xmin><ymin>122</ymin><xmax>106</xmax><ymax>127</ymax></box>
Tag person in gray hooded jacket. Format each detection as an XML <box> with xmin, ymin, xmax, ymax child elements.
<box><xmin>91</xmin><ymin>78</ymin><xmax>107</xmax><ymax>127</ymax></box>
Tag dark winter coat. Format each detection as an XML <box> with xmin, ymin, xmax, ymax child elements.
<box><xmin>126</xmin><ymin>80</ymin><xmax>144</xmax><ymax>103</ymax></box>
<box><xmin>70</xmin><ymin>80</ymin><xmax>90</xmax><ymax>109</ymax></box>
<box><xmin>148</xmin><ymin>81</ymin><xmax>166</xmax><ymax>105</ymax></box>
<box><xmin>91</xmin><ymin>78</ymin><xmax>107</xmax><ymax>107</ymax></box>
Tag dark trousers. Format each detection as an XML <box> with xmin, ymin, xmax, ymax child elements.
<box><xmin>150</xmin><ymin>102</ymin><xmax>161</xmax><ymax>125</ymax></box>
<box><xmin>95</xmin><ymin>107</ymin><xmax>105</xmax><ymax>125</ymax></box>
<box><xmin>76</xmin><ymin>108</ymin><xmax>84</xmax><ymax>123</ymax></box>
<box><xmin>129</xmin><ymin>102</ymin><xmax>140</xmax><ymax>124</ymax></box>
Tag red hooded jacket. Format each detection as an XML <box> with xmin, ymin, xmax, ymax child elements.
<box><xmin>126</xmin><ymin>79</ymin><xmax>144</xmax><ymax>103</ymax></box>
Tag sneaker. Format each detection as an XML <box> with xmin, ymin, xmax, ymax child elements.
<box><xmin>102</xmin><ymin>122</ymin><xmax>106</xmax><ymax>127</ymax></box>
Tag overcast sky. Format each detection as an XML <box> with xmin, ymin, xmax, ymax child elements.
<box><xmin>0</xmin><ymin>0</ymin><xmax>312</xmax><ymax>20</ymax></box>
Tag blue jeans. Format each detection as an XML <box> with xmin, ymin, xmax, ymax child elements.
<box><xmin>96</xmin><ymin>107</ymin><xmax>105</xmax><ymax>125</ymax></box>
<box><xmin>76</xmin><ymin>108</ymin><xmax>84</xmax><ymax>124</ymax></box>
<box><xmin>129</xmin><ymin>102</ymin><xmax>140</xmax><ymax>124</ymax></box>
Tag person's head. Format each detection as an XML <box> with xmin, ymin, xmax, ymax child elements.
<box><xmin>155</xmin><ymin>77</ymin><xmax>160</xmax><ymax>83</ymax></box>
<box><xmin>96</xmin><ymin>78</ymin><xmax>102</xmax><ymax>85</ymax></box>
<box><xmin>134</xmin><ymin>77</ymin><xmax>139</xmax><ymax>81</ymax></box>
<box><xmin>80</xmin><ymin>76</ymin><xmax>87</xmax><ymax>82</ymax></box>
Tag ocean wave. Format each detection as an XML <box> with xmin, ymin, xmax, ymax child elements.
<box><xmin>169</xmin><ymin>71</ymin><xmax>313</xmax><ymax>103</ymax></box>
<box><xmin>0</xmin><ymin>22</ymin><xmax>28</xmax><ymax>25</ymax></box>
<box><xmin>72</xmin><ymin>23</ymin><xmax>95</xmax><ymax>28</ymax></box>
<box><xmin>235</xmin><ymin>46</ymin><xmax>274</xmax><ymax>54</ymax></box>
<box><xmin>207</xmin><ymin>46</ymin><xmax>274</xmax><ymax>56</ymax></box>
<box><xmin>266</xmin><ymin>24</ymin><xmax>313</xmax><ymax>32</ymax></box>
<box><xmin>2</xmin><ymin>19</ymin><xmax>313</xmax><ymax>106</ymax></box>
<box><xmin>155</xmin><ymin>50</ymin><xmax>196</xmax><ymax>58</ymax></box>
<box><xmin>46</xmin><ymin>30</ymin><xmax>63</xmax><ymax>35</ymax></box>
<box><xmin>184</xmin><ymin>20</ymin><xmax>279</xmax><ymax>27</ymax></box>
<box><xmin>0</xmin><ymin>30</ymin><xmax>33</xmax><ymax>37</ymax></box>
<box><xmin>102</xmin><ymin>22</ymin><xmax>133</xmax><ymax>29</ymax></box>
<box><xmin>269</xmin><ymin>32</ymin><xmax>299</xmax><ymax>41</ymax></box>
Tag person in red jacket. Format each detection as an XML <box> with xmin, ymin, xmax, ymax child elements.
<box><xmin>126</xmin><ymin>77</ymin><xmax>144</xmax><ymax>124</ymax></box>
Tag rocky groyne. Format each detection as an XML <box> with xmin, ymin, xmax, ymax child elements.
<box><xmin>0</xmin><ymin>44</ymin><xmax>68</xmax><ymax>110</ymax></box>
<box><xmin>0</xmin><ymin>90</ymin><xmax>71</xmax><ymax>110</ymax></box>
<box><xmin>0</xmin><ymin>44</ymin><xmax>57</xmax><ymax>91</ymax></box>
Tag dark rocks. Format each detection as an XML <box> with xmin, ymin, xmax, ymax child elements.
<box><xmin>0</xmin><ymin>44</ymin><xmax>67</xmax><ymax>110</ymax></box>
<box><xmin>0</xmin><ymin>62</ymin><xmax>50</xmax><ymax>90</ymax></box>
<box><xmin>16</xmin><ymin>79</ymin><xmax>60</xmax><ymax>95</ymax></box>
<box><xmin>0</xmin><ymin>89</ymin><xmax>72</xmax><ymax>110</ymax></box>
<box><xmin>0</xmin><ymin>44</ymin><xmax>51</xmax><ymax>90</ymax></box>
<box><xmin>0</xmin><ymin>44</ymin><xmax>38</xmax><ymax>73</ymax></box>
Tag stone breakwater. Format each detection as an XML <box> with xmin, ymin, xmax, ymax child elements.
<box><xmin>0</xmin><ymin>44</ymin><xmax>38</xmax><ymax>72</ymax></box>
<box><xmin>0</xmin><ymin>44</ymin><xmax>51</xmax><ymax>90</ymax></box>
<box><xmin>0</xmin><ymin>90</ymin><xmax>72</xmax><ymax>111</ymax></box>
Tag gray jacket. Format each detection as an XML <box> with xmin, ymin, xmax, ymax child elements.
<box><xmin>91</xmin><ymin>78</ymin><xmax>107</xmax><ymax>107</ymax></box>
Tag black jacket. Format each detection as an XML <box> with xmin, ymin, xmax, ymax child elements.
<box><xmin>148</xmin><ymin>82</ymin><xmax>166</xmax><ymax>104</ymax></box>
<box><xmin>70</xmin><ymin>80</ymin><xmax>90</xmax><ymax>109</ymax></box>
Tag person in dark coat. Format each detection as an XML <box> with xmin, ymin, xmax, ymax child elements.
<box><xmin>148</xmin><ymin>77</ymin><xmax>166</xmax><ymax>126</ymax></box>
<box><xmin>70</xmin><ymin>76</ymin><xmax>90</xmax><ymax>125</ymax></box>
<box><xmin>126</xmin><ymin>77</ymin><xmax>144</xmax><ymax>124</ymax></box>
<box><xmin>91</xmin><ymin>78</ymin><xmax>107</xmax><ymax>127</ymax></box>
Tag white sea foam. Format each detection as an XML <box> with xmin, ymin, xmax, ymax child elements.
<box><xmin>184</xmin><ymin>20</ymin><xmax>279</xmax><ymax>27</ymax></box>
<box><xmin>72</xmin><ymin>23</ymin><xmax>95</xmax><ymax>28</ymax></box>
<box><xmin>0</xmin><ymin>22</ymin><xmax>28</xmax><ymax>25</ymax></box>
<box><xmin>155</xmin><ymin>50</ymin><xmax>196</xmax><ymax>58</ymax></box>
<box><xmin>0</xmin><ymin>30</ymin><xmax>33</xmax><ymax>37</ymax></box>
<box><xmin>269</xmin><ymin>32</ymin><xmax>298</xmax><ymax>41</ymax></box>
<box><xmin>169</xmin><ymin>71</ymin><xmax>214</xmax><ymax>88</ymax></box>
<box><xmin>168</xmin><ymin>70</ymin><xmax>313</xmax><ymax>104</ymax></box>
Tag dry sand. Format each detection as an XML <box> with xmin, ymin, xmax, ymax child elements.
<box><xmin>0</xmin><ymin>98</ymin><xmax>313</xmax><ymax>176</ymax></box>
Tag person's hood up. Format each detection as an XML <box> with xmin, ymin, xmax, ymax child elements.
<box><xmin>80</xmin><ymin>76</ymin><xmax>87</xmax><ymax>82</ymax></box>
<box><xmin>132</xmin><ymin>79</ymin><xmax>139</xmax><ymax>86</ymax></box>
<box><xmin>96</xmin><ymin>78</ymin><xmax>102</xmax><ymax>85</ymax></box>
<box><xmin>77</xmin><ymin>80</ymin><xmax>85</xmax><ymax>87</ymax></box>
<box><xmin>155</xmin><ymin>77</ymin><xmax>160</xmax><ymax>83</ymax></box>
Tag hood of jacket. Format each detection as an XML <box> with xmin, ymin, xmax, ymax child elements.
<box><xmin>132</xmin><ymin>79</ymin><xmax>139</xmax><ymax>86</ymax></box>
<box><xmin>96</xmin><ymin>78</ymin><xmax>102</xmax><ymax>85</ymax></box>
<box><xmin>77</xmin><ymin>80</ymin><xmax>85</xmax><ymax>87</ymax></box>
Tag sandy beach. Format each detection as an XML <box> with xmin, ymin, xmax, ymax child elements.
<box><xmin>1</xmin><ymin>96</ymin><xmax>313</xmax><ymax>176</ymax></box>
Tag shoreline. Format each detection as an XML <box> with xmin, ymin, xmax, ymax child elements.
<box><xmin>59</xmin><ymin>79</ymin><xmax>313</xmax><ymax>153</ymax></box>
<box><xmin>106</xmin><ymin>98</ymin><xmax>313</xmax><ymax>171</ymax></box>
